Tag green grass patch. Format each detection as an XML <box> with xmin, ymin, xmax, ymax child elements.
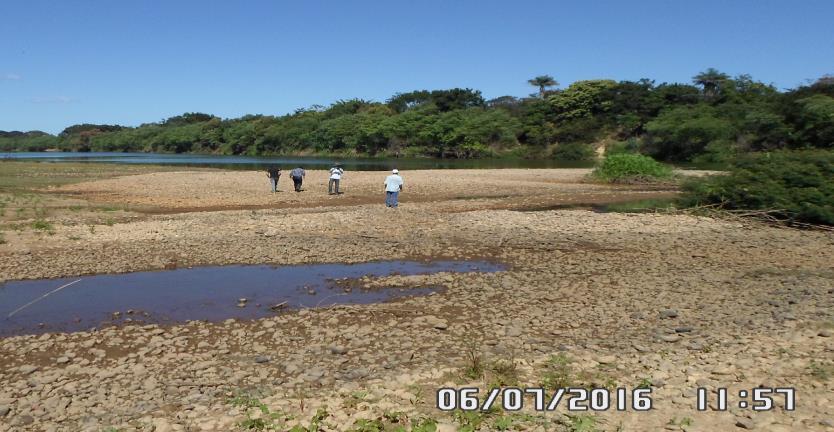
<box><xmin>31</xmin><ymin>218</ymin><xmax>54</xmax><ymax>232</ymax></box>
<box><xmin>809</xmin><ymin>360</ymin><xmax>834</xmax><ymax>381</ymax></box>
<box><xmin>591</xmin><ymin>153</ymin><xmax>673</xmax><ymax>183</ymax></box>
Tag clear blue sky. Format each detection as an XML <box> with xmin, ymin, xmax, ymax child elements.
<box><xmin>2</xmin><ymin>0</ymin><xmax>833</xmax><ymax>134</ymax></box>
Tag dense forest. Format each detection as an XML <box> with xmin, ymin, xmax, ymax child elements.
<box><xmin>2</xmin><ymin>69</ymin><xmax>833</xmax><ymax>163</ymax></box>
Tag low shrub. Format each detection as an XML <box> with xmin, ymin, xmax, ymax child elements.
<box><xmin>591</xmin><ymin>153</ymin><xmax>673</xmax><ymax>183</ymax></box>
<box><xmin>681</xmin><ymin>150</ymin><xmax>834</xmax><ymax>225</ymax></box>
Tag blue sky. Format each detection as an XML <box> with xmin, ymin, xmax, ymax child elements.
<box><xmin>2</xmin><ymin>0</ymin><xmax>833</xmax><ymax>134</ymax></box>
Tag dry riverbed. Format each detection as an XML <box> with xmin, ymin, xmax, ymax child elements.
<box><xmin>0</xmin><ymin>163</ymin><xmax>832</xmax><ymax>432</ymax></box>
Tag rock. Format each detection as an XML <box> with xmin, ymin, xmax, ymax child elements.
<box><xmin>329</xmin><ymin>345</ymin><xmax>348</xmax><ymax>355</ymax></box>
<box><xmin>819</xmin><ymin>419</ymin><xmax>834</xmax><ymax>428</ymax></box>
<box><xmin>504</xmin><ymin>325</ymin><xmax>522</xmax><ymax>336</ymax></box>
<box><xmin>735</xmin><ymin>417</ymin><xmax>756</xmax><ymax>429</ymax></box>
<box><xmin>659</xmin><ymin>309</ymin><xmax>678</xmax><ymax>319</ymax></box>
<box><xmin>13</xmin><ymin>415</ymin><xmax>34</xmax><ymax>426</ymax></box>
<box><xmin>819</xmin><ymin>329</ymin><xmax>832</xmax><ymax>338</ymax></box>
<box><xmin>56</xmin><ymin>356</ymin><xmax>70</xmax><ymax>364</ymax></box>
<box><xmin>598</xmin><ymin>355</ymin><xmax>617</xmax><ymax>364</ymax></box>
<box><xmin>675</xmin><ymin>326</ymin><xmax>694</xmax><ymax>333</ymax></box>
<box><xmin>19</xmin><ymin>365</ymin><xmax>38</xmax><ymax>375</ymax></box>
<box><xmin>0</xmin><ymin>405</ymin><xmax>9</xmax><ymax>417</ymax></box>
<box><xmin>254</xmin><ymin>355</ymin><xmax>271</xmax><ymax>364</ymax></box>
<box><xmin>345</xmin><ymin>368</ymin><xmax>369</xmax><ymax>380</ymax></box>
<box><xmin>687</xmin><ymin>341</ymin><xmax>706</xmax><ymax>351</ymax></box>
<box><xmin>712</xmin><ymin>366</ymin><xmax>734</xmax><ymax>375</ymax></box>
<box><xmin>434</xmin><ymin>321</ymin><xmax>449</xmax><ymax>330</ymax></box>
<box><xmin>659</xmin><ymin>334</ymin><xmax>681</xmax><ymax>343</ymax></box>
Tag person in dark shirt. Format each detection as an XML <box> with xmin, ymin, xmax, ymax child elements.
<box><xmin>290</xmin><ymin>167</ymin><xmax>306</xmax><ymax>192</ymax></box>
<box><xmin>266</xmin><ymin>166</ymin><xmax>282</xmax><ymax>192</ymax></box>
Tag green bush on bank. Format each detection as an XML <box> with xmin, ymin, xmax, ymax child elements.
<box><xmin>591</xmin><ymin>153</ymin><xmax>673</xmax><ymax>183</ymax></box>
<box><xmin>681</xmin><ymin>150</ymin><xmax>834</xmax><ymax>225</ymax></box>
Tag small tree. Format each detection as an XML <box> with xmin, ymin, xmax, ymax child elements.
<box><xmin>528</xmin><ymin>75</ymin><xmax>558</xmax><ymax>98</ymax></box>
<box><xmin>693</xmin><ymin>68</ymin><xmax>730</xmax><ymax>101</ymax></box>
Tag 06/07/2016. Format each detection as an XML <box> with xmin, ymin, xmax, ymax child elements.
<box><xmin>436</xmin><ymin>387</ymin><xmax>653</xmax><ymax>412</ymax></box>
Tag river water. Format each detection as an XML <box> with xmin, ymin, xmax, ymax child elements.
<box><xmin>0</xmin><ymin>260</ymin><xmax>505</xmax><ymax>336</ymax></box>
<box><xmin>1</xmin><ymin>151</ymin><xmax>594</xmax><ymax>171</ymax></box>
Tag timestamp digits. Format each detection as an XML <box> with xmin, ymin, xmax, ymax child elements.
<box><xmin>697</xmin><ymin>387</ymin><xmax>796</xmax><ymax>411</ymax></box>
<box><xmin>436</xmin><ymin>387</ymin><xmax>653</xmax><ymax>412</ymax></box>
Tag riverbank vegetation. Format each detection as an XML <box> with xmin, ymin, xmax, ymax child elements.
<box><xmin>3</xmin><ymin>71</ymin><xmax>833</xmax><ymax>164</ymax></box>
<box><xmin>681</xmin><ymin>150</ymin><xmax>834</xmax><ymax>226</ymax></box>
<box><xmin>591</xmin><ymin>153</ymin><xmax>674</xmax><ymax>183</ymax></box>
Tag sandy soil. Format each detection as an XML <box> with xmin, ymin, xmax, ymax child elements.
<box><xmin>51</xmin><ymin>168</ymin><xmax>678</xmax><ymax>212</ymax></box>
<box><xmin>0</xmin><ymin>168</ymin><xmax>832</xmax><ymax>432</ymax></box>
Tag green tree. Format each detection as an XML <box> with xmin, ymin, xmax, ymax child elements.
<box><xmin>549</xmin><ymin>79</ymin><xmax>617</xmax><ymax>121</ymax></box>
<box><xmin>792</xmin><ymin>95</ymin><xmax>834</xmax><ymax>148</ymax></box>
<box><xmin>528</xmin><ymin>75</ymin><xmax>558</xmax><ymax>98</ymax></box>
<box><xmin>644</xmin><ymin>104</ymin><xmax>736</xmax><ymax>161</ymax></box>
<box><xmin>693</xmin><ymin>68</ymin><xmax>731</xmax><ymax>101</ymax></box>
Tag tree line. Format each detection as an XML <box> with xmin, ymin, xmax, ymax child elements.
<box><xmin>2</xmin><ymin>70</ymin><xmax>833</xmax><ymax>163</ymax></box>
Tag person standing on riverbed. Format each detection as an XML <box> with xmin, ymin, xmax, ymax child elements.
<box><xmin>384</xmin><ymin>169</ymin><xmax>403</xmax><ymax>208</ymax></box>
<box><xmin>290</xmin><ymin>166</ymin><xmax>305</xmax><ymax>192</ymax></box>
<box><xmin>328</xmin><ymin>163</ymin><xmax>344</xmax><ymax>195</ymax></box>
<box><xmin>265</xmin><ymin>166</ymin><xmax>281</xmax><ymax>192</ymax></box>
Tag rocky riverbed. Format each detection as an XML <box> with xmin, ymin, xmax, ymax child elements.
<box><xmin>0</xmin><ymin>168</ymin><xmax>832</xmax><ymax>431</ymax></box>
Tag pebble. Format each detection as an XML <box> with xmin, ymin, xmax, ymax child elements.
<box><xmin>735</xmin><ymin>417</ymin><xmax>756</xmax><ymax>429</ymax></box>
<box><xmin>0</xmin><ymin>406</ymin><xmax>9</xmax><ymax>417</ymax></box>
<box><xmin>19</xmin><ymin>365</ymin><xmax>38</xmax><ymax>374</ymax></box>
<box><xmin>660</xmin><ymin>309</ymin><xmax>679</xmax><ymax>319</ymax></box>
<box><xmin>659</xmin><ymin>334</ymin><xmax>681</xmax><ymax>343</ymax></box>
<box><xmin>329</xmin><ymin>344</ymin><xmax>348</xmax><ymax>355</ymax></box>
<box><xmin>819</xmin><ymin>330</ymin><xmax>832</xmax><ymax>338</ymax></box>
<box><xmin>598</xmin><ymin>355</ymin><xmax>617</xmax><ymax>364</ymax></box>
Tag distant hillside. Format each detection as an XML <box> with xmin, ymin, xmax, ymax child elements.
<box><xmin>3</xmin><ymin>71</ymin><xmax>833</xmax><ymax>162</ymax></box>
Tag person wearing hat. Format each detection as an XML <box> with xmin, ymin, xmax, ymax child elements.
<box><xmin>383</xmin><ymin>168</ymin><xmax>404</xmax><ymax>208</ymax></box>
<box><xmin>328</xmin><ymin>163</ymin><xmax>344</xmax><ymax>195</ymax></box>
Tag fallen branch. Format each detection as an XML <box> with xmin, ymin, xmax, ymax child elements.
<box><xmin>315</xmin><ymin>293</ymin><xmax>349</xmax><ymax>308</ymax></box>
<box><xmin>8</xmin><ymin>279</ymin><xmax>83</xmax><ymax>318</ymax></box>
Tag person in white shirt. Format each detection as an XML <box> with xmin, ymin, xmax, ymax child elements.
<box><xmin>328</xmin><ymin>163</ymin><xmax>344</xmax><ymax>195</ymax></box>
<box><xmin>383</xmin><ymin>169</ymin><xmax>404</xmax><ymax>208</ymax></box>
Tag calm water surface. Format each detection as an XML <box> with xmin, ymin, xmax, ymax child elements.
<box><xmin>1</xmin><ymin>151</ymin><xmax>595</xmax><ymax>170</ymax></box>
<box><xmin>0</xmin><ymin>260</ymin><xmax>505</xmax><ymax>336</ymax></box>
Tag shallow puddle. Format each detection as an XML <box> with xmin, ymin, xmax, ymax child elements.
<box><xmin>0</xmin><ymin>260</ymin><xmax>504</xmax><ymax>336</ymax></box>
